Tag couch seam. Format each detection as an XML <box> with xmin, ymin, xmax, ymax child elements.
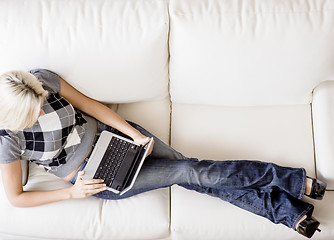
<box><xmin>167</xmin><ymin>0</ymin><xmax>173</xmax><ymax>237</ymax></box>
<box><xmin>310</xmin><ymin>88</ymin><xmax>333</xmax><ymax>192</ymax></box>
<box><xmin>309</xmin><ymin>102</ymin><xmax>318</xmax><ymax>179</ymax></box>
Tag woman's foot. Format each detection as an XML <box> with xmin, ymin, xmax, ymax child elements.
<box><xmin>304</xmin><ymin>177</ymin><xmax>327</xmax><ymax>200</ymax></box>
<box><xmin>296</xmin><ymin>215</ymin><xmax>321</xmax><ymax>238</ymax></box>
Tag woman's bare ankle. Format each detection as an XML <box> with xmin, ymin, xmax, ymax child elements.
<box><xmin>296</xmin><ymin>215</ymin><xmax>307</xmax><ymax>230</ymax></box>
<box><xmin>305</xmin><ymin>178</ymin><xmax>312</xmax><ymax>196</ymax></box>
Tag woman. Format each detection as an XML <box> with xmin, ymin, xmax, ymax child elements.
<box><xmin>0</xmin><ymin>69</ymin><xmax>327</xmax><ymax>238</ymax></box>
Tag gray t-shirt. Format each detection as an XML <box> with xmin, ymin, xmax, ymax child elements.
<box><xmin>0</xmin><ymin>69</ymin><xmax>97</xmax><ymax>178</ymax></box>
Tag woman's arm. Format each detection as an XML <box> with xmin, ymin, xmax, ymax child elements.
<box><xmin>0</xmin><ymin>161</ymin><xmax>106</xmax><ymax>207</ymax></box>
<box><xmin>59</xmin><ymin>78</ymin><xmax>151</xmax><ymax>146</ymax></box>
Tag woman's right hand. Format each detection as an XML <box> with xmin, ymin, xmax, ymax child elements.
<box><xmin>70</xmin><ymin>170</ymin><xmax>106</xmax><ymax>199</ymax></box>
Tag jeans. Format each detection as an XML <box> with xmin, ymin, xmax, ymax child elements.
<box><xmin>76</xmin><ymin>121</ymin><xmax>314</xmax><ymax>230</ymax></box>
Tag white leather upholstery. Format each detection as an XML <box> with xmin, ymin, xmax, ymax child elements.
<box><xmin>169</xmin><ymin>0</ymin><xmax>334</xmax><ymax>106</ymax></box>
<box><xmin>170</xmin><ymin>185</ymin><xmax>334</xmax><ymax>240</ymax></box>
<box><xmin>0</xmin><ymin>98</ymin><xmax>172</xmax><ymax>240</ymax></box>
<box><xmin>1</xmin><ymin>0</ymin><xmax>334</xmax><ymax>239</ymax></box>
<box><xmin>312</xmin><ymin>81</ymin><xmax>334</xmax><ymax>190</ymax></box>
<box><xmin>171</xmin><ymin>104</ymin><xmax>315</xmax><ymax>171</ymax></box>
<box><xmin>170</xmin><ymin>104</ymin><xmax>317</xmax><ymax>239</ymax></box>
<box><xmin>169</xmin><ymin>0</ymin><xmax>334</xmax><ymax>239</ymax></box>
<box><xmin>0</xmin><ymin>0</ymin><xmax>169</xmax><ymax>103</ymax></box>
<box><xmin>0</xmin><ymin>0</ymin><xmax>171</xmax><ymax>239</ymax></box>
<box><xmin>1</xmin><ymin>163</ymin><xmax>170</xmax><ymax>240</ymax></box>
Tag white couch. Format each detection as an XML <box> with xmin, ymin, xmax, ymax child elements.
<box><xmin>0</xmin><ymin>0</ymin><xmax>334</xmax><ymax>239</ymax></box>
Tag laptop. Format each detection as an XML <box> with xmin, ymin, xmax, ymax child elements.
<box><xmin>82</xmin><ymin>130</ymin><xmax>154</xmax><ymax>195</ymax></box>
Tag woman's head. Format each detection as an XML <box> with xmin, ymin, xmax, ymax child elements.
<box><xmin>0</xmin><ymin>71</ymin><xmax>48</xmax><ymax>131</ymax></box>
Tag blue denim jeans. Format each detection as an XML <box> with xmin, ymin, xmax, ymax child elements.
<box><xmin>76</xmin><ymin>121</ymin><xmax>314</xmax><ymax>230</ymax></box>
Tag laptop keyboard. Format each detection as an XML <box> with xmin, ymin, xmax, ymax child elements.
<box><xmin>93</xmin><ymin>137</ymin><xmax>131</xmax><ymax>186</ymax></box>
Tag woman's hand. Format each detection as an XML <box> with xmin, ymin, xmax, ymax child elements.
<box><xmin>132</xmin><ymin>134</ymin><xmax>154</xmax><ymax>156</ymax></box>
<box><xmin>132</xmin><ymin>134</ymin><xmax>150</xmax><ymax>145</ymax></box>
<box><xmin>70</xmin><ymin>171</ymin><xmax>106</xmax><ymax>199</ymax></box>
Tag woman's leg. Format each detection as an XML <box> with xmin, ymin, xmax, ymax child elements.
<box><xmin>94</xmin><ymin>157</ymin><xmax>313</xmax><ymax>230</ymax></box>
<box><xmin>94</xmin><ymin>121</ymin><xmax>313</xmax><ymax>230</ymax></box>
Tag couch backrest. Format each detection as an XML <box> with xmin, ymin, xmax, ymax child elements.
<box><xmin>0</xmin><ymin>0</ymin><xmax>169</xmax><ymax>103</ymax></box>
<box><xmin>2</xmin><ymin>0</ymin><xmax>333</xmax><ymax>106</ymax></box>
<box><xmin>169</xmin><ymin>0</ymin><xmax>334</xmax><ymax>106</ymax></box>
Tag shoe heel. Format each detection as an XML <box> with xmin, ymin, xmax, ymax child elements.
<box><xmin>306</xmin><ymin>177</ymin><xmax>327</xmax><ymax>200</ymax></box>
<box><xmin>297</xmin><ymin>216</ymin><xmax>320</xmax><ymax>238</ymax></box>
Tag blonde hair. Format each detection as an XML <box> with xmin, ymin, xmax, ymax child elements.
<box><xmin>0</xmin><ymin>71</ymin><xmax>48</xmax><ymax>131</ymax></box>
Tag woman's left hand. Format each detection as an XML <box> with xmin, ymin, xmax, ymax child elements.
<box><xmin>133</xmin><ymin>134</ymin><xmax>150</xmax><ymax>145</ymax></box>
<box><xmin>132</xmin><ymin>134</ymin><xmax>154</xmax><ymax>156</ymax></box>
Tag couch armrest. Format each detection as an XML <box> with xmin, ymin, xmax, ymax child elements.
<box><xmin>21</xmin><ymin>160</ymin><xmax>29</xmax><ymax>186</ymax></box>
<box><xmin>312</xmin><ymin>81</ymin><xmax>334</xmax><ymax>190</ymax></box>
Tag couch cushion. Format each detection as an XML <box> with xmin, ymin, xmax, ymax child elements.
<box><xmin>113</xmin><ymin>97</ymin><xmax>172</xmax><ymax>144</ymax></box>
<box><xmin>0</xmin><ymin>162</ymin><xmax>170</xmax><ymax>240</ymax></box>
<box><xmin>0</xmin><ymin>0</ymin><xmax>170</xmax><ymax>103</ymax></box>
<box><xmin>0</xmin><ymin>97</ymin><xmax>172</xmax><ymax>240</ymax></box>
<box><xmin>0</xmin><ymin>0</ymin><xmax>171</xmax><ymax>237</ymax></box>
<box><xmin>169</xmin><ymin>0</ymin><xmax>334</xmax><ymax>106</ymax></box>
<box><xmin>170</xmin><ymin>186</ymin><xmax>334</xmax><ymax>240</ymax></box>
<box><xmin>170</xmin><ymin>103</ymin><xmax>316</xmax><ymax>239</ymax></box>
<box><xmin>171</xmin><ymin>103</ymin><xmax>315</xmax><ymax>176</ymax></box>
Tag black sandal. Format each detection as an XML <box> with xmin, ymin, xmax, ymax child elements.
<box><xmin>296</xmin><ymin>216</ymin><xmax>321</xmax><ymax>238</ymax></box>
<box><xmin>305</xmin><ymin>177</ymin><xmax>327</xmax><ymax>200</ymax></box>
